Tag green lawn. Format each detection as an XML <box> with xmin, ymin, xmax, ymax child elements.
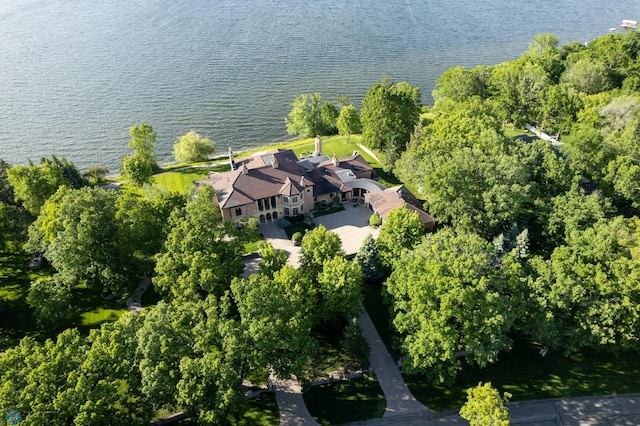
<box><xmin>72</xmin><ymin>286</ymin><xmax>128</xmax><ymax>330</ymax></box>
<box><xmin>237</xmin><ymin>392</ymin><xmax>280</xmax><ymax>426</ymax></box>
<box><xmin>170</xmin><ymin>392</ymin><xmax>280</xmax><ymax>425</ymax></box>
<box><xmin>151</xmin><ymin>165</ymin><xmax>231</xmax><ymax>194</ymax></box>
<box><xmin>304</xmin><ymin>374</ymin><xmax>386</xmax><ymax>425</ymax></box>
<box><xmin>362</xmin><ymin>278</ymin><xmax>640</xmax><ymax>413</ymax></box>
<box><xmin>0</xmin><ymin>243</ymin><xmax>129</xmax><ymax>346</ymax></box>
<box><xmin>405</xmin><ymin>340</ymin><xmax>640</xmax><ymax>412</ymax></box>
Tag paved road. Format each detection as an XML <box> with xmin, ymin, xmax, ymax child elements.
<box><xmin>344</xmin><ymin>393</ymin><xmax>640</xmax><ymax>425</ymax></box>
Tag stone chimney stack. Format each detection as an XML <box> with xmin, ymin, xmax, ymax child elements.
<box><xmin>314</xmin><ymin>135</ymin><xmax>322</xmax><ymax>156</ymax></box>
<box><xmin>272</xmin><ymin>156</ymin><xmax>279</xmax><ymax>169</ymax></box>
<box><xmin>332</xmin><ymin>153</ymin><xmax>339</xmax><ymax>166</ymax></box>
<box><xmin>240</xmin><ymin>164</ymin><xmax>248</xmax><ymax>175</ymax></box>
<box><xmin>229</xmin><ymin>147</ymin><xmax>236</xmax><ymax>170</ymax></box>
<box><xmin>300</xmin><ymin>176</ymin><xmax>305</xmax><ymax>186</ymax></box>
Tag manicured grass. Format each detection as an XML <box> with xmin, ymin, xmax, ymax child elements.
<box><xmin>238</xmin><ymin>392</ymin><xmax>280</xmax><ymax>426</ymax></box>
<box><xmin>0</xmin><ymin>247</ymin><xmax>54</xmax><ymax>345</ymax></box>
<box><xmin>71</xmin><ymin>287</ymin><xmax>128</xmax><ymax>331</ymax></box>
<box><xmin>405</xmin><ymin>340</ymin><xmax>640</xmax><ymax>412</ymax></box>
<box><xmin>167</xmin><ymin>392</ymin><xmax>280</xmax><ymax>425</ymax></box>
<box><xmin>304</xmin><ymin>374</ymin><xmax>386</xmax><ymax>425</ymax></box>
<box><xmin>152</xmin><ymin>165</ymin><xmax>230</xmax><ymax>194</ymax></box>
<box><xmin>0</xmin><ymin>243</ymin><xmax>129</xmax><ymax>345</ymax></box>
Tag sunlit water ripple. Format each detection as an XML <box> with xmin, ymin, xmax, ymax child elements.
<box><xmin>0</xmin><ymin>0</ymin><xmax>638</xmax><ymax>171</ymax></box>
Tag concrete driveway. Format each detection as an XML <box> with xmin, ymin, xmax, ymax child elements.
<box><xmin>313</xmin><ymin>203</ymin><xmax>379</xmax><ymax>255</ymax></box>
<box><xmin>255</xmin><ymin>203</ymin><xmax>378</xmax><ymax>272</ymax></box>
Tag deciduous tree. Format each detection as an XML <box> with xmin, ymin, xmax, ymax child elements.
<box><xmin>336</xmin><ymin>104</ymin><xmax>361</xmax><ymax>143</ymax></box>
<box><xmin>360</xmin><ymin>78</ymin><xmax>421</xmax><ymax>168</ymax></box>
<box><xmin>300</xmin><ymin>225</ymin><xmax>344</xmax><ymax>280</ymax></box>
<box><xmin>385</xmin><ymin>228</ymin><xmax>524</xmax><ymax>384</ymax></box>
<box><xmin>231</xmin><ymin>266</ymin><xmax>315</xmax><ymax>377</ymax></box>
<box><xmin>459</xmin><ymin>382</ymin><xmax>511</xmax><ymax>426</ymax></box>
<box><xmin>154</xmin><ymin>186</ymin><xmax>254</xmax><ymax>301</ymax></box>
<box><xmin>121</xmin><ymin>123</ymin><xmax>159</xmax><ymax>187</ymax></box>
<box><xmin>285</xmin><ymin>92</ymin><xmax>324</xmax><ymax>138</ymax></box>
<box><xmin>173</xmin><ymin>130</ymin><xmax>215</xmax><ymax>163</ymax></box>
<box><xmin>376</xmin><ymin>207</ymin><xmax>425</xmax><ymax>270</ymax></box>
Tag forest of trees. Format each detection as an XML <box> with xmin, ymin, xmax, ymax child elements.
<box><xmin>2</xmin><ymin>30</ymin><xmax>640</xmax><ymax>423</ymax></box>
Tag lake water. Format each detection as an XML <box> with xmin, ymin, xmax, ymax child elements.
<box><xmin>1</xmin><ymin>0</ymin><xmax>638</xmax><ymax>171</ymax></box>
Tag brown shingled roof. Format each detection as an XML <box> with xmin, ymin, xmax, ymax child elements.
<box><xmin>366</xmin><ymin>186</ymin><xmax>436</xmax><ymax>229</ymax></box>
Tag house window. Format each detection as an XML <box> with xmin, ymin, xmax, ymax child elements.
<box><xmin>271</xmin><ymin>196</ymin><xmax>277</xmax><ymax>207</ymax></box>
<box><xmin>284</xmin><ymin>207</ymin><xmax>290</xmax><ymax>216</ymax></box>
<box><xmin>235</xmin><ymin>208</ymin><xmax>242</xmax><ymax>216</ymax></box>
<box><xmin>293</xmin><ymin>208</ymin><xmax>299</xmax><ymax>216</ymax></box>
<box><xmin>307</xmin><ymin>189</ymin><xmax>311</xmax><ymax>193</ymax></box>
<box><xmin>292</xmin><ymin>195</ymin><xmax>298</xmax><ymax>203</ymax></box>
<box><xmin>283</xmin><ymin>195</ymin><xmax>289</xmax><ymax>204</ymax></box>
<box><xmin>258</xmin><ymin>199</ymin><xmax>264</xmax><ymax>211</ymax></box>
<box><xmin>300</xmin><ymin>203</ymin><xmax>304</xmax><ymax>212</ymax></box>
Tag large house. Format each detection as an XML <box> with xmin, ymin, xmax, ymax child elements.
<box><xmin>197</xmin><ymin>137</ymin><xmax>435</xmax><ymax>227</ymax></box>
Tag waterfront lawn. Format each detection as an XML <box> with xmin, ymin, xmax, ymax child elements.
<box><xmin>405</xmin><ymin>340</ymin><xmax>640</xmax><ymax>412</ymax></box>
<box><xmin>152</xmin><ymin>165</ymin><xmax>230</xmax><ymax>194</ymax></box>
<box><xmin>304</xmin><ymin>374</ymin><xmax>386</xmax><ymax>425</ymax></box>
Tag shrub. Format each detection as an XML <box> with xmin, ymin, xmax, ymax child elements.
<box><xmin>369</xmin><ymin>212</ymin><xmax>382</xmax><ymax>227</ymax></box>
<box><xmin>292</xmin><ymin>232</ymin><xmax>303</xmax><ymax>246</ymax></box>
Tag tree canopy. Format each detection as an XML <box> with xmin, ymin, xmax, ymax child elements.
<box><xmin>360</xmin><ymin>78</ymin><xmax>421</xmax><ymax>168</ymax></box>
<box><xmin>385</xmin><ymin>228</ymin><xmax>525</xmax><ymax>384</ymax></box>
<box><xmin>173</xmin><ymin>130</ymin><xmax>216</xmax><ymax>163</ymax></box>
<box><xmin>121</xmin><ymin>123</ymin><xmax>159</xmax><ymax>187</ymax></box>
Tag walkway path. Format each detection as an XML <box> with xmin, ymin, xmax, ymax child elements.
<box><xmin>357</xmin><ymin>307</ymin><xmax>431</xmax><ymax>418</ymax></box>
<box><xmin>270</xmin><ymin>373</ymin><xmax>319</xmax><ymax>426</ymax></box>
<box><xmin>126</xmin><ymin>272</ymin><xmax>151</xmax><ymax>313</ymax></box>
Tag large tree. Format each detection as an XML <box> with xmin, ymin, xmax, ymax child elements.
<box><xmin>376</xmin><ymin>207</ymin><xmax>425</xmax><ymax>270</ymax></box>
<box><xmin>231</xmin><ymin>266</ymin><xmax>315</xmax><ymax>377</ymax></box>
<box><xmin>336</xmin><ymin>103</ymin><xmax>361</xmax><ymax>143</ymax></box>
<box><xmin>26</xmin><ymin>186</ymin><xmax>136</xmax><ymax>297</ymax></box>
<box><xmin>173</xmin><ymin>130</ymin><xmax>215</xmax><ymax>163</ymax></box>
<box><xmin>529</xmin><ymin>216</ymin><xmax>640</xmax><ymax>354</ymax></box>
<box><xmin>285</xmin><ymin>92</ymin><xmax>325</xmax><ymax>138</ymax></box>
<box><xmin>299</xmin><ymin>225</ymin><xmax>344</xmax><ymax>280</ymax></box>
<box><xmin>360</xmin><ymin>78</ymin><xmax>421</xmax><ymax>168</ymax></box>
<box><xmin>121</xmin><ymin>123</ymin><xmax>159</xmax><ymax>187</ymax></box>
<box><xmin>6</xmin><ymin>156</ymin><xmax>82</xmax><ymax>216</ymax></box>
<box><xmin>317</xmin><ymin>256</ymin><xmax>363</xmax><ymax>322</ymax></box>
<box><xmin>154</xmin><ymin>186</ymin><xmax>255</xmax><ymax>301</ymax></box>
<box><xmin>136</xmin><ymin>299</ymin><xmax>245</xmax><ymax>422</ymax></box>
<box><xmin>385</xmin><ymin>228</ymin><xmax>525</xmax><ymax>384</ymax></box>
